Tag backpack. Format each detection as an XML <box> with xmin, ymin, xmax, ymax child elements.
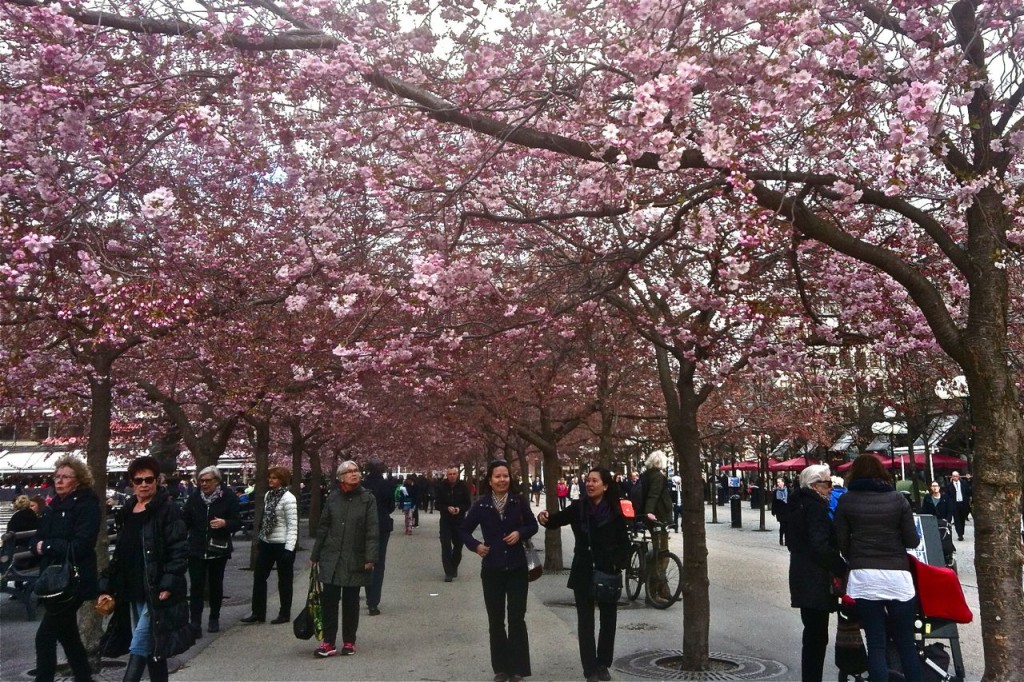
<box><xmin>628</xmin><ymin>473</ymin><xmax>646</xmax><ymax>515</ymax></box>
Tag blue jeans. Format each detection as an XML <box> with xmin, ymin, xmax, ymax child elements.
<box><xmin>129</xmin><ymin>601</ymin><xmax>152</xmax><ymax>656</ymax></box>
<box><xmin>858</xmin><ymin>597</ymin><xmax>921</xmax><ymax>682</ymax></box>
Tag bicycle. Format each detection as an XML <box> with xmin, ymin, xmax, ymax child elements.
<box><xmin>623</xmin><ymin>521</ymin><xmax>683</xmax><ymax>609</ymax></box>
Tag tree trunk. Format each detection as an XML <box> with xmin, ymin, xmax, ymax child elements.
<box><xmin>246</xmin><ymin>413</ymin><xmax>271</xmax><ymax>570</ymax></box>
<box><xmin>541</xmin><ymin>447</ymin><xmax>564</xmax><ymax>570</ymax></box>
<box><xmin>961</xmin><ymin>361</ymin><xmax>1024</xmax><ymax>681</ymax></box>
<box><xmin>308</xmin><ymin>447</ymin><xmax>323</xmax><ymax>537</ymax></box>
<box><xmin>83</xmin><ymin>352</ymin><xmax>114</xmax><ymax>667</ymax></box>
<box><xmin>656</xmin><ymin>347</ymin><xmax>711</xmax><ymax>670</ymax></box>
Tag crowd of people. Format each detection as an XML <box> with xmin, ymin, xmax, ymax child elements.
<box><xmin>9</xmin><ymin>450</ymin><xmax>983</xmax><ymax>682</ymax></box>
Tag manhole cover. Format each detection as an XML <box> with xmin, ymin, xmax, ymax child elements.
<box><xmin>613</xmin><ymin>650</ymin><xmax>788</xmax><ymax>680</ymax></box>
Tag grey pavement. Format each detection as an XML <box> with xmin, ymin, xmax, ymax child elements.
<box><xmin>1</xmin><ymin>501</ymin><xmax>984</xmax><ymax>681</ymax></box>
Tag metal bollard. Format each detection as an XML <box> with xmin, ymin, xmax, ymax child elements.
<box><xmin>730</xmin><ymin>495</ymin><xmax>742</xmax><ymax>528</ymax></box>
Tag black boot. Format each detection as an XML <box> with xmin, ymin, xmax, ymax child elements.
<box><xmin>147</xmin><ymin>658</ymin><xmax>168</xmax><ymax>682</ymax></box>
<box><xmin>121</xmin><ymin>655</ymin><xmax>147</xmax><ymax>682</ymax></box>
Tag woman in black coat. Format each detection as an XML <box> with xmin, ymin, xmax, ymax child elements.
<box><xmin>99</xmin><ymin>456</ymin><xmax>193</xmax><ymax>682</ymax></box>
<box><xmin>787</xmin><ymin>464</ymin><xmax>843</xmax><ymax>682</ymax></box>
<box><xmin>920</xmin><ymin>481</ymin><xmax>954</xmax><ymax>522</ymax></box>
<box><xmin>835</xmin><ymin>454</ymin><xmax>921</xmax><ymax>682</ymax></box>
<box><xmin>31</xmin><ymin>456</ymin><xmax>100</xmax><ymax>682</ymax></box>
<box><xmin>538</xmin><ymin>468</ymin><xmax>630</xmax><ymax>682</ymax></box>
<box><xmin>460</xmin><ymin>460</ymin><xmax>539</xmax><ymax>682</ymax></box>
<box><xmin>183</xmin><ymin>465</ymin><xmax>241</xmax><ymax>636</ymax></box>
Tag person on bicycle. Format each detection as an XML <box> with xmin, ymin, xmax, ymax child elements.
<box><xmin>639</xmin><ymin>452</ymin><xmax>673</xmax><ymax>601</ymax></box>
<box><xmin>538</xmin><ymin>467</ymin><xmax>630</xmax><ymax>682</ymax></box>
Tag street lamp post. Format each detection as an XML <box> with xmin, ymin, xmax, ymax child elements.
<box><xmin>871</xmin><ymin>409</ymin><xmax>911</xmax><ymax>501</ymax></box>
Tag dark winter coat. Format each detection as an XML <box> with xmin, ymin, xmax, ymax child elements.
<box><xmin>435</xmin><ymin>479</ymin><xmax>472</xmax><ymax>526</ymax></box>
<box><xmin>99</xmin><ymin>487</ymin><xmax>193</xmax><ymax>659</ymax></box>
<box><xmin>640</xmin><ymin>469</ymin><xmax>673</xmax><ymax>524</ymax></box>
<box><xmin>311</xmin><ymin>485</ymin><xmax>380</xmax><ymax>586</ymax></box>
<box><xmin>460</xmin><ymin>493</ymin><xmax>538</xmax><ymax>572</ymax></box>
<box><xmin>183</xmin><ymin>485</ymin><xmax>242</xmax><ymax>559</ymax></box>
<box><xmin>920</xmin><ymin>493</ymin><xmax>954</xmax><ymax>523</ymax></box>
<box><xmin>33</xmin><ymin>487</ymin><xmax>100</xmax><ymax>602</ymax></box>
<box><xmin>787</xmin><ymin>486</ymin><xmax>843</xmax><ymax>612</ymax></box>
<box><xmin>834</xmin><ymin>478</ymin><xmax>919</xmax><ymax>572</ymax></box>
<box><xmin>363</xmin><ymin>473</ymin><xmax>397</xmax><ymax>536</ymax></box>
<box><xmin>770</xmin><ymin>488</ymin><xmax>788</xmax><ymax>518</ymax></box>
<box><xmin>543</xmin><ymin>499</ymin><xmax>630</xmax><ymax>591</ymax></box>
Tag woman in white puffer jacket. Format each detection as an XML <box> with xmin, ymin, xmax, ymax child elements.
<box><xmin>241</xmin><ymin>466</ymin><xmax>298</xmax><ymax>625</ymax></box>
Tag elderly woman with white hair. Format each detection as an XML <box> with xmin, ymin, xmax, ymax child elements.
<box><xmin>638</xmin><ymin>452</ymin><xmax>674</xmax><ymax>601</ymax></box>
<box><xmin>309</xmin><ymin>461</ymin><xmax>379</xmax><ymax>657</ymax></box>
<box><xmin>183</xmin><ymin>465</ymin><xmax>242</xmax><ymax>636</ymax></box>
<box><xmin>787</xmin><ymin>464</ymin><xmax>844</xmax><ymax>682</ymax></box>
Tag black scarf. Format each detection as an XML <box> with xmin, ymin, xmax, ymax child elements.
<box><xmin>259</xmin><ymin>488</ymin><xmax>286</xmax><ymax>540</ymax></box>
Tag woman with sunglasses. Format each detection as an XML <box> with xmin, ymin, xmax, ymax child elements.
<box><xmin>31</xmin><ymin>456</ymin><xmax>100</xmax><ymax>682</ymax></box>
<box><xmin>460</xmin><ymin>460</ymin><xmax>538</xmax><ymax>682</ymax></box>
<box><xmin>98</xmin><ymin>456</ymin><xmax>193</xmax><ymax>682</ymax></box>
<box><xmin>787</xmin><ymin>464</ymin><xmax>843</xmax><ymax>682</ymax></box>
<box><xmin>183</xmin><ymin>465</ymin><xmax>241</xmax><ymax>636</ymax></box>
<box><xmin>835</xmin><ymin>454</ymin><xmax>922</xmax><ymax>682</ymax></box>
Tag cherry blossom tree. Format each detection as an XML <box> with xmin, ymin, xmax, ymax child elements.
<box><xmin>4</xmin><ymin>0</ymin><xmax>1023</xmax><ymax>676</ymax></box>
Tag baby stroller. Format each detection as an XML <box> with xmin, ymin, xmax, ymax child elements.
<box><xmin>835</xmin><ymin>596</ymin><xmax>868</xmax><ymax>682</ymax></box>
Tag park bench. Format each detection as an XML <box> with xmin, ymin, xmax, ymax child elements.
<box><xmin>0</xmin><ymin>529</ymin><xmax>40</xmax><ymax>620</ymax></box>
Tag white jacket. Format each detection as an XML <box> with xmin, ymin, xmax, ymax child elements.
<box><xmin>262</xmin><ymin>490</ymin><xmax>298</xmax><ymax>551</ymax></box>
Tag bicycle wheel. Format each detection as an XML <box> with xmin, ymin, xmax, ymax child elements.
<box><xmin>646</xmin><ymin>551</ymin><xmax>683</xmax><ymax>609</ymax></box>
<box><xmin>624</xmin><ymin>545</ymin><xmax>644</xmax><ymax>601</ymax></box>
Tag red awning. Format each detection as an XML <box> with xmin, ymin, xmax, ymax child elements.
<box><xmin>769</xmin><ymin>456</ymin><xmax>821</xmax><ymax>472</ymax></box>
<box><xmin>727</xmin><ymin>460</ymin><xmax>767</xmax><ymax>472</ymax></box>
<box><xmin>836</xmin><ymin>452</ymin><xmax>968</xmax><ymax>473</ymax></box>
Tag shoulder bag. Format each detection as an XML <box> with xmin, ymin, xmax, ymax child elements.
<box><xmin>35</xmin><ymin>541</ymin><xmax>78</xmax><ymax>605</ymax></box>
<box><xmin>294</xmin><ymin>564</ymin><xmax>324</xmax><ymax>640</ymax></box>
<box><xmin>585</xmin><ymin>504</ymin><xmax>622</xmax><ymax>604</ymax></box>
<box><xmin>518</xmin><ymin>495</ymin><xmax>543</xmax><ymax>581</ymax></box>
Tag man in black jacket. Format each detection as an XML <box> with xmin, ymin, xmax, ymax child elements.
<box><xmin>361</xmin><ymin>461</ymin><xmax>396</xmax><ymax>615</ymax></box>
<box><xmin>944</xmin><ymin>471</ymin><xmax>972</xmax><ymax>541</ymax></box>
<box><xmin>435</xmin><ymin>466</ymin><xmax>472</xmax><ymax>582</ymax></box>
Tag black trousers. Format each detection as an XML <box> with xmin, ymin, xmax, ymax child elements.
<box><xmin>799</xmin><ymin>607</ymin><xmax>830</xmax><ymax>682</ymax></box>
<box><xmin>189</xmin><ymin>555</ymin><xmax>229</xmax><ymax>622</ymax></box>
<box><xmin>953</xmin><ymin>501</ymin><xmax>970</xmax><ymax>538</ymax></box>
<box><xmin>34</xmin><ymin>600</ymin><xmax>91</xmax><ymax>682</ymax></box>
<box><xmin>439</xmin><ymin>520</ymin><xmax>464</xmax><ymax>578</ymax></box>
<box><xmin>321</xmin><ymin>583</ymin><xmax>361</xmax><ymax>646</ymax></box>
<box><xmin>573</xmin><ymin>587</ymin><xmax>617</xmax><ymax>677</ymax></box>
<box><xmin>365</xmin><ymin>531</ymin><xmax>390</xmax><ymax>609</ymax></box>
<box><xmin>481</xmin><ymin>567</ymin><xmax>531</xmax><ymax>677</ymax></box>
<box><xmin>252</xmin><ymin>541</ymin><xmax>294</xmax><ymax>619</ymax></box>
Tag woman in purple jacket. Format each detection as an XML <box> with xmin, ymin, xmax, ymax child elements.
<box><xmin>460</xmin><ymin>460</ymin><xmax>539</xmax><ymax>682</ymax></box>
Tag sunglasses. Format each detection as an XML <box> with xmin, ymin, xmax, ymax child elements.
<box><xmin>133</xmin><ymin>476</ymin><xmax>157</xmax><ymax>485</ymax></box>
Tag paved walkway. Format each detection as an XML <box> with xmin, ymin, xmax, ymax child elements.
<box><xmin>0</xmin><ymin>502</ymin><xmax>984</xmax><ymax>681</ymax></box>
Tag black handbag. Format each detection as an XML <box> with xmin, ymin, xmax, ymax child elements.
<box><xmin>293</xmin><ymin>566</ymin><xmax>323</xmax><ymax>641</ymax></box>
<box><xmin>591</xmin><ymin>568</ymin><xmax>622</xmax><ymax>604</ymax></box>
<box><xmin>205</xmin><ymin>533</ymin><xmax>230</xmax><ymax>558</ymax></box>
<box><xmin>35</xmin><ymin>542</ymin><xmax>78</xmax><ymax>605</ymax></box>
<box><xmin>293</xmin><ymin>607</ymin><xmax>315</xmax><ymax>640</ymax></box>
<box><xmin>584</xmin><ymin>506</ymin><xmax>621</xmax><ymax>604</ymax></box>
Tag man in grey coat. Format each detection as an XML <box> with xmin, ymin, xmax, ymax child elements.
<box><xmin>310</xmin><ymin>460</ymin><xmax>379</xmax><ymax>657</ymax></box>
